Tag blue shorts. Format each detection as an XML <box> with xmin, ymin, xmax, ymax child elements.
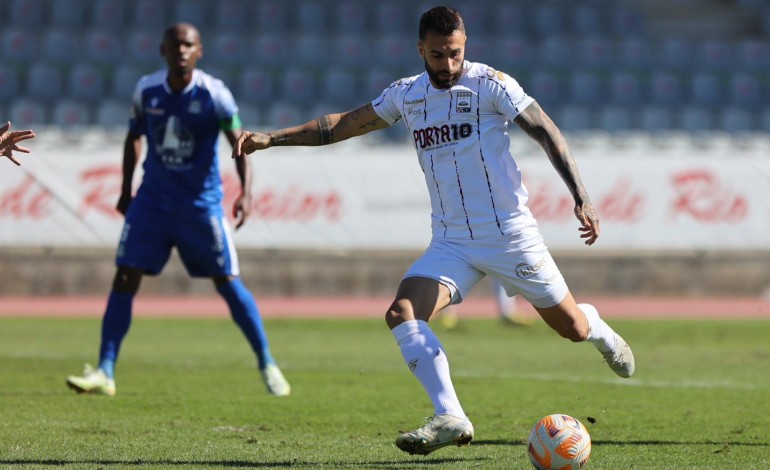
<box><xmin>116</xmin><ymin>199</ymin><xmax>240</xmax><ymax>278</ymax></box>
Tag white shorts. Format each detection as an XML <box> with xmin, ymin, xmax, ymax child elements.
<box><xmin>403</xmin><ymin>225</ymin><xmax>569</xmax><ymax>308</ymax></box>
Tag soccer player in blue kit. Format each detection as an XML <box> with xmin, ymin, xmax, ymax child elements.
<box><xmin>66</xmin><ymin>23</ymin><xmax>290</xmax><ymax>397</ymax></box>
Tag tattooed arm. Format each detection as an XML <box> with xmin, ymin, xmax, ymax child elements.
<box><xmin>513</xmin><ymin>101</ymin><xmax>600</xmax><ymax>245</ymax></box>
<box><xmin>232</xmin><ymin>103</ymin><xmax>389</xmax><ymax>158</ymax></box>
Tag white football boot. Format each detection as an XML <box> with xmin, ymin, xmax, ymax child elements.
<box><xmin>395</xmin><ymin>414</ymin><xmax>474</xmax><ymax>455</ymax></box>
<box><xmin>261</xmin><ymin>364</ymin><xmax>291</xmax><ymax>396</ymax></box>
<box><xmin>66</xmin><ymin>364</ymin><xmax>116</xmax><ymax>396</ymax></box>
<box><xmin>601</xmin><ymin>332</ymin><xmax>635</xmax><ymax>378</ymax></box>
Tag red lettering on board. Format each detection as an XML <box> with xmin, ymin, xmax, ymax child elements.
<box><xmin>0</xmin><ymin>175</ymin><xmax>52</xmax><ymax>219</ymax></box>
<box><xmin>79</xmin><ymin>166</ymin><xmax>123</xmax><ymax>218</ymax></box>
<box><xmin>671</xmin><ymin>170</ymin><xmax>747</xmax><ymax>223</ymax></box>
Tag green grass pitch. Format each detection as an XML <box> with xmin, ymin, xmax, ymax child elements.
<box><xmin>0</xmin><ymin>316</ymin><xmax>768</xmax><ymax>469</ymax></box>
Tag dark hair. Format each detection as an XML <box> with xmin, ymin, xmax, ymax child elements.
<box><xmin>418</xmin><ymin>6</ymin><xmax>465</xmax><ymax>40</ymax></box>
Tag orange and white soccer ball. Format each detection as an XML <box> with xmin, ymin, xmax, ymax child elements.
<box><xmin>527</xmin><ymin>414</ymin><xmax>591</xmax><ymax>469</ymax></box>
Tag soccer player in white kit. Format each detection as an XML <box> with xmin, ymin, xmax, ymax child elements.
<box><xmin>233</xmin><ymin>6</ymin><xmax>635</xmax><ymax>456</ymax></box>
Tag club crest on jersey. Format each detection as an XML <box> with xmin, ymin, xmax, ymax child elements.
<box><xmin>188</xmin><ymin>100</ymin><xmax>202</xmax><ymax>114</ymax></box>
<box><xmin>456</xmin><ymin>92</ymin><xmax>472</xmax><ymax>113</ymax></box>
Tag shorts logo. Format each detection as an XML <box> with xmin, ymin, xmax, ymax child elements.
<box><xmin>515</xmin><ymin>256</ymin><xmax>548</xmax><ymax>279</ymax></box>
<box><xmin>456</xmin><ymin>91</ymin><xmax>472</xmax><ymax>113</ymax></box>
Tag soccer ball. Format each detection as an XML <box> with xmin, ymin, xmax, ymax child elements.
<box><xmin>527</xmin><ymin>414</ymin><xmax>591</xmax><ymax>469</ymax></box>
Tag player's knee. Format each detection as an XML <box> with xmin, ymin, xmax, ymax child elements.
<box><xmin>555</xmin><ymin>318</ymin><xmax>589</xmax><ymax>342</ymax></box>
<box><xmin>112</xmin><ymin>267</ymin><xmax>143</xmax><ymax>293</ymax></box>
<box><xmin>385</xmin><ymin>303</ymin><xmax>411</xmax><ymax>329</ymax></box>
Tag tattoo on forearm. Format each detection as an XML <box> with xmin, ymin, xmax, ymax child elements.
<box><xmin>269</xmin><ymin>132</ymin><xmax>290</xmax><ymax>146</ymax></box>
<box><xmin>317</xmin><ymin>115</ymin><xmax>334</xmax><ymax>145</ymax></box>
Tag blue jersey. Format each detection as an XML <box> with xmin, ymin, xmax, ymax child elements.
<box><xmin>129</xmin><ymin>69</ymin><xmax>241</xmax><ymax>211</ymax></box>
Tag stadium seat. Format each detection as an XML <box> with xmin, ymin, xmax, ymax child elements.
<box><xmin>458</xmin><ymin>2</ymin><xmax>487</xmax><ymax>34</ymax></box>
<box><xmin>573</xmin><ymin>5</ymin><xmax>604</xmax><ymax>37</ymax></box>
<box><xmin>690</xmin><ymin>72</ymin><xmax>723</xmax><ymax>109</ymax></box>
<box><xmin>333</xmin><ymin>1</ymin><xmax>368</xmax><ymax>34</ymax></box>
<box><xmin>131</xmin><ymin>0</ymin><xmax>166</xmax><ymax>31</ymax></box>
<box><xmin>95</xmin><ymin>100</ymin><xmax>128</xmax><ymax>131</ymax></box>
<box><xmin>374</xmin><ymin>2</ymin><xmax>409</xmax><ymax>34</ymax></box>
<box><xmin>172</xmin><ymin>0</ymin><xmax>209</xmax><ymax>31</ymax></box>
<box><xmin>92</xmin><ymin>0</ymin><xmax>126</xmax><ymax>31</ymax></box>
<box><xmin>256</xmin><ymin>1</ymin><xmax>288</xmax><ymax>33</ymax></box>
<box><xmin>280</xmin><ymin>68</ymin><xmax>317</xmax><ymax>105</ymax></box>
<box><xmin>25</xmin><ymin>63</ymin><xmax>63</xmax><ymax>104</ymax></box>
<box><xmin>698</xmin><ymin>39</ymin><xmax>733</xmax><ymax>72</ymax></box>
<box><xmin>9</xmin><ymin>99</ymin><xmax>47</xmax><ymax>127</ymax></box>
<box><xmin>639</xmin><ymin>106</ymin><xmax>675</xmax><ymax>134</ymax></box>
<box><xmin>127</xmin><ymin>29</ymin><xmax>161</xmax><ymax>68</ymax></box>
<box><xmin>213</xmin><ymin>0</ymin><xmax>248</xmax><ymax>33</ymax></box>
<box><xmin>377</xmin><ymin>35</ymin><xmax>414</xmax><ymax>69</ymax></box>
<box><xmin>680</xmin><ymin>107</ymin><xmax>715</xmax><ymax>133</ymax></box>
<box><xmin>332</xmin><ymin>35</ymin><xmax>369</xmax><ymax>69</ymax></box>
<box><xmin>526</xmin><ymin>71</ymin><xmax>561</xmax><ymax>110</ymax></box>
<box><xmin>8</xmin><ymin>0</ymin><xmax>43</xmax><ymax>28</ymax></box>
<box><xmin>610</xmin><ymin>5</ymin><xmax>646</xmax><ymax>37</ymax></box>
<box><xmin>616</xmin><ymin>38</ymin><xmax>653</xmax><ymax>72</ymax></box>
<box><xmin>556</xmin><ymin>106</ymin><xmax>594</xmax><ymax>133</ymax></box>
<box><xmin>569</xmin><ymin>72</ymin><xmax>602</xmax><ymax>107</ymax></box>
<box><xmin>363</xmin><ymin>69</ymin><xmax>398</xmax><ymax>101</ymax></box>
<box><xmin>320</xmin><ymin>69</ymin><xmax>360</xmax><ymax>107</ymax></box>
<box><xmin>294</xmin><ymin>34</ymin><xmax>330</xmax><ymax>68</ymax></box>
<box><xmin>650</xmin><ymin>72</ymin><xmax>684</xmax><ymax>108</ymax></box>
<box><xmin>657</xmin><ymin>38</ymin><xmax>694</xmax><ymax>72</ymax></box>
<box><xmin>494</xmin><ymin>37</ymin><xmax>533</xmax><ymax>70</ymax></box>
<box><xmin>253</xmin><ymin>33</ymin><xmax>290</xmax><ymax>68</ymax></box>
<box><xmin>69</xmin><ymin>63</ymin><xmax>107</xmax><ymax>103</ymax></box>
<box><xmin>492</xmin><ymin>4</ymin><xmax>529</xmax><ymax>37</ymax></box>
<box><xmin>735</xmin><ymin>40</ymin><xmax>769</xmax><ymax>73</ymax></box>
<box><xmin>296</xmin><ymin>1</ymin><xmax>328</xmax><ymax>34</ymax></box>
<box><xmin>2</xmin><ymin>29</ymin><xmax>38</xmax><ymax>65</ymax></box>
<box><xmin>209</xmin><ymin>32</ymin><xmax>247</xmax><ymax>68</ymax></box>
<box><xmin>598</xmin><ymin>106</ymin><xmax>635</xmax><ymax>133</ymax></box>
<box><xmin>41</xmin><ymin>30</ymin><xmax>79</xmax><ymax>66</ymax></box>
<box><xmin>0</xmin><ymin>65</ymin><xmax>20</xmax><ymax>105</ymax></box>
<box><xmin>52</xmin><ymin>100</ymin><xmax>91</xmax><ymax>128</ymax></box>
<box><xmin>237</xmin><ymin>67</ymin><xmax>275</xmax><ymax>106</ymax></box>
<box><xmin>610</xmin><ymin>72</ymin><xmax>643</xmax><ymax>107</ymax></box>
<box><xmin>265</xmin><ymin>103</ymin><xmax>302</xmax><ymax>129</ymax></box>
<box><xmin>721</xmin><ymin>107</ymin><xmax>755</xmax><ymax>133</ymax></box>
<box><xmin>85</xmin><ymin>30</ymin><xmax>123</xmax><ymax>65</ymax></box>
<box><xmin>533</xmin><ymin>5</ymin><xmax>567</xmax><ymax>38</ymax></box>
<box><xmin>759</xmin><ymin>108</ymin><xmax>770</xmax><ymax>133</ymax></box>
<box><xmin>50</xmin><ymin>0</ymin><xmax>84</xmax><ymax>29</ymax></box>
<box><xmin>729</xmin><ymin>73</ymin><xmax>762</xmax><ymax>110</ymax></box>
<box><xmin>111</xmin><ymin>64</ymin><xmax>144</xmax><ymax>101</ymax></box>
<box><xmin>538</xmin><ymin>37</ymin><xmax>574</xmax><ymax>71</ymax></box>
<box><xmin>577</xmin><ymin>37</ymin><xmax>613</xmax><ymax>71</ymax></box>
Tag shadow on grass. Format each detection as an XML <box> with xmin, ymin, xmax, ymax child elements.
<box><xmin>0</xmin><ymin>457</ymin><xmax>489</xmax><ymax>468</ymax></box>
<box><xmin>474</xmin><ymin>439</ymin><xmax>769</xmax><ymax>447</ymax></box>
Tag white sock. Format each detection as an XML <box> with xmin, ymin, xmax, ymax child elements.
<box><xmin>391</xmin><ymin>320</ymin><xmax>467</xmax><ymax>419</ymax></box>
<box><xmin>579</xmin><ymin>303</ymin><xmax>616</xmax><ymax>353</ymax></box>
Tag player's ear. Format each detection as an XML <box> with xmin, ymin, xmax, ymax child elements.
<box><xmin>417</xmin><ymin>41</ymin><xmax>424</xmax><ymax>59</ymax></box>
<box><xmin>196</xmin><ymin>43</ymin><xmax>203</xmax><ymax>59</ymax></box>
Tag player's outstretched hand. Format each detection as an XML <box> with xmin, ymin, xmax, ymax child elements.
<box><xmin>232</xmin><ymin>131</ymin><xmax>271</xmax><ymax>159</ymax></box>
<box><xmin>0</xmin><ymin>121</ymin><xmax>36</xmax><ymax>166</ymax></box>
<box><xmin>574</xmin><ymin>202</ymin><xmax>600</xmax><ymax>246</ymax></box>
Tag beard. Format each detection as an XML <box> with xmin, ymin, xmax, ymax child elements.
<box><xmin>424</xmin><ymin>58</ymin><xmax>463</xmax><ymax>89</ymax></box>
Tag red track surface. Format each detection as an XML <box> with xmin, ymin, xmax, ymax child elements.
<box><xmin>0</xmin><ymin>295</ymin><xmax>768</xmax><ymax>319</ymax></box>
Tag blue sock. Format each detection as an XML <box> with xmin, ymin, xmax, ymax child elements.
<box><xmin>98</xmin><ymin>290</ymin><xmax>134</xmax><ymax>379</ymax></box>
<box><xmin>216</xmin><ymin>278</ymin><xmax>275</xmax><ymax>369</ymax></box>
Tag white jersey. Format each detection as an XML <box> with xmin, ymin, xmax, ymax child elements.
<box><xmin>373</xmin><ymin>60</ymin><xmax>536</xmax><ymax>240</ymax></box>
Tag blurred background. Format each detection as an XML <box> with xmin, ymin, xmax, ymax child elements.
<box><xmin>0</xmin><ymin>0</ymin><xmax>769</xmax><ymax>301</ymax></box>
